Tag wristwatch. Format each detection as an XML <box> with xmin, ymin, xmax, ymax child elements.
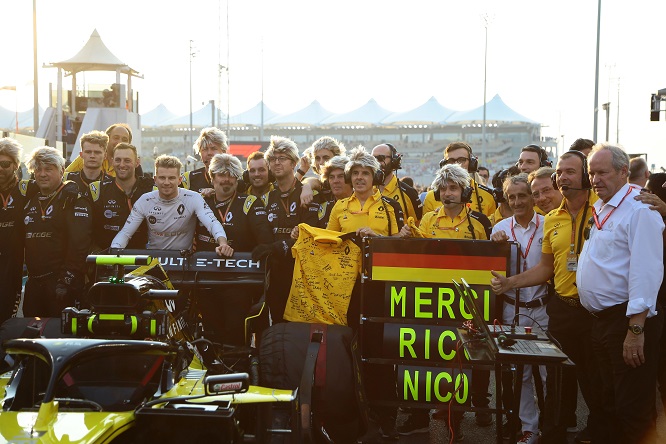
<box><xmin>628</xmin><ymin>324</ymin><xmax>644</xmax><ymax>335</ymax></box>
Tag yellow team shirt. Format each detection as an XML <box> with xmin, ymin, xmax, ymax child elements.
<box><xmin>247</xmin><ymin>184</ymin><xmax>274</xmax><ymax>206</ymax></box>
<box><xmin>419</xmin><ymin>205</ymin><xmax>489</xmax><ymax>240</ymax></box>
<box><xmin>283</xmin><ymin>224</ymin><xmax>361</xmax><ymax>326</ymax></box>
<box><xmin>541</xmin><ymin>191</ymin><xmax>598</xmax><ymax>298</ymax></box>
<box><xmin>327</xmin><ymin>190</ymin><xmax>398</xmax><ymax>236</ymax></box>
<box><xmin>66</xmin><ymin>156</ymin><xmax>115</xmax><ymax>176</ymax></box>
<box><xmin>489</xmin><ymin>206</ymin><xmax>506</xmax><ymax>227</ymax></box>
<box><xmin>422</xmin><ymin>179</ymin><xmax>495</xmax><ymax>217</ymax></box>
<box><xmin>381</xmin><ymin>174</ymin><xmax>420</xmax><ymax>222</ymax></box>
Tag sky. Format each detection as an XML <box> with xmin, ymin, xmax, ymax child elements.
<box><xmin>2</xmin><ymin>0</ymin><xmax>666</xmax><ymax>168</ymax></box>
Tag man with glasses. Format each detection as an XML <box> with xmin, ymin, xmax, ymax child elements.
<box><xmin>371</xmin><ymin>143</ymin><xmax>422</xmax><ymax>223</ymax></box>
<box><xmin>0</xmin><ymin>138</ymin><xmax>33</xmax><ymax>323</ymax></box>
<box><xmin>422</xmin><ymin>142</ymin><xmax>496</xmax><ymax>217</ymax></box>
<box><xmin>252</xmin><ymin>136</ymin><xmax>319</xmax><ymax>323</ymax></box>
<box><xmin>528</xmin><ymin>167</ymin><xmax>563</xmax><ymax>215</ymax></box>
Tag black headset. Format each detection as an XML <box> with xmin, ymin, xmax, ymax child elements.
<box><xmin>551</xmin><ymin>149</ymin><xmax>591</xmax><ymax>190</ymax></box>
<box><xmin>384</xmin><ymin>143</ymin><xmax>403</xmax><ymax>171</ymax></box>
<box><xmin>344</xmin><ymin>167</ymin><xmax>385</xmax><ymax>186</ymax></box>
<box><xmin>491</xmin><ymin>169</ymin><xmax>511</xmax><ymax>204</ymax></box>
<box><xmin>439</xmin><ymin>142</ymin><xmax>479</xmax><ymax>173</ymax></box>
<box><xmin>519</xmin><ymin>144</ymin><xmax>552</xmax><ymax>168</ymax></box>
<box><xmin>433</xmin><ymin>182</ymin><xmax>474</xmax><ymax>203</ymax></box>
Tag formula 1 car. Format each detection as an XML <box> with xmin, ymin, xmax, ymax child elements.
<box><xmin>0</xmin><ymin>253</ymin><xmax>320</xmax><ymax>443</ymax></box>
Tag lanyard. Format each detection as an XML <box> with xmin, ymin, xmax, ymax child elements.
<box><xmin>114</xmin><ymin>181</ymin><xmax>135</xmax><ymax>212</ymax></box>
<box><xmin>565</xmin><ymin>197</ymin><xmax>590</xmax><ymax>255</ymax></box>
<box><xmin>592</xmin><ymin>187</ymin><xmax>632</xmax><ymax>230</ymax></box>
<box><xmin>216</xmin><ymin>192</ymin><xmax>236</xmax><ymax>225</ymax></box>
<box><xmin>433</xmin><ymin>213</ymin><xmax>469</xmax><ymax>232</ymax></box>
<box><xmin>510</xmin><ymin>216</ymin><xmax>539</xmax><ymax>272</ymax></box>
<box><xmin>278</xmin><ymin>178</ymin><xmax>297</xmax><ymax>217</ymax></box>
<box><xmin>0</xmin><ymin>178</ymin><xmax>17</xmax><ymax>209</ymax></box>
<box><xmin>39</xmin><ymin>183</ymin><xmax>66</xmax><ymax>220</ymax></box>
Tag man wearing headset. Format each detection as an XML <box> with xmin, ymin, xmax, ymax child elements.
<box><xmin>490</xmin><ymin>149</ymin><xmax>601</xmax><ymax>444</ymax></box>
<box><xmin>371</xmin><ymin>143</ymin><xmax>422</xmax><ymax>223</ymax></box>
<box><xmin>422</xmin><ymin>142</ymin><xmax>496</xmax><ymax>217</ymax></box>
<box><xmin>518</xmin><ymin>145</ymin><xmax>552</xmax><ymax>175</ymax></box>
<box><xmin>398</xmin><ymin>164</ymin><xmax>491</xmax><ymax>440</ymax></box>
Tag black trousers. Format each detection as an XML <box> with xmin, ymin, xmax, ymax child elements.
<box><xmin>590</xmin><ymin>303</ymin><xmax>663</xmax><ymax>444</ymax></box>
<box><xmin>541</xmin><ymin>296</ymin><xmax>602</xmax><ymax>443</ymax></box>
<box><xmin>266</xmin><ymin>256</ymin><xmax>294</xmax><ymax>323</ymax></box>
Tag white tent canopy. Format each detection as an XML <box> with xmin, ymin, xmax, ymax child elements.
<box><xmin>44</xmin><ymin>29</ymin><xmax>140</xmax><ymax>77</ymax></box>
<box><xmin>320</xmin><ymin>99</ymin><xmax>393</xmax><ymax>127</ymax></box>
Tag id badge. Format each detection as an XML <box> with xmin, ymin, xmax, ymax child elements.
<box><xmin>566</xmin><ymin>253</ymin><xmax>578</xmax><ymax>272</ymax></box>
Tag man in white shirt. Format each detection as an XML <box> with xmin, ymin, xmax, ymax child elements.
<box><xmin>112</xmin><ymin>155</ymin><xmax>233</xmax><ymax>257</ymax></box>
<box><xmin>491</xmin><ymin>173</ymin><xmax>546</xmax><ymax>444</ymax></box>
<box><xmin>577</xmin><ymin>143</ymin><xmax>664</xmax><ymax>444</ymax></box>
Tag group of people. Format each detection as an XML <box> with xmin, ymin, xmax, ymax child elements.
<box><xmin>0</xmin><ymin>123</ymin><xmax>664</xmax><ymax>444</ymax></box>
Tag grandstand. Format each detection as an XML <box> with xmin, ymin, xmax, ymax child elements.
<box><xmin>138</xmin><ymin>94</ymin><xmax>552</xmax><ymax>186</ymax></box>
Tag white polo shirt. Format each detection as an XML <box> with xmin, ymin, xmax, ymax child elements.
<box><xmin>577</xmin><ymin>183</ymin><xmax>664</xmax><ymax>317</ymax></box>
<box><xmin>492</xmin><ymin>212</ymin><xmax>547</xmax><ymax>303</ymax></box>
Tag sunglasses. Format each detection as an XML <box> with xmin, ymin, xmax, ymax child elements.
<box><xmin>373</xmin><ymin>155</ymin><xmax>389</xmax><ymax>163</ymax></box>
<box><xmin>0</xmin><ymin>160</ymin><xmax>14</xmax><ymax>169</ymax></box>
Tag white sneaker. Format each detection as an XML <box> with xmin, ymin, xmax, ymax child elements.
<box><xmin>517</xmin><ymin>431</ymin><xmax>539</xmax><ymax>444</ymax></box>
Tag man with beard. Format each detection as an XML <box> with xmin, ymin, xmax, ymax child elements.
<box><xmin>371</xmin><ymin>143</ymin><xmax>422</xmax><ymax>223</ymax></box>
<box><xmin>245</xmin><ymin>151</ymin><xmax>274</xmax><ymax>201</ymax></box>
<box><xmin>196</xmin><ymin>153</ymin><xmax>273</xmax><ymax>252</ymax></box>
<box><xmin>182</xmin><ymin>127</ymin><xmax>227</xmax><ymax>196</ymax></box>
<box><xmin>90</xmin><ymin>143</ymin><xmax>155</xmax><ymax>250</ymax></box>
<box><xmin>398</xmin><ymin>164</ymin><xmax>491</xmax><ymax>439</ymax></box>
<box><xmin>195</xmin><ymin>153</ymin><xmax>273</xmax><ymax>345</ymax></box>
<box><xmin>251</xmin><ymin>136</ymin><xmax>319</xmax><ymax>323</ymax></box>
<box><xmin>422</xmin><ymin>142</ymin><xmax>496</xmax><ymax>217</ymax></box>
<box><xmin>23</xmin><ymin>147</ymin><xmax>91</xmax><ymax>317</ymax></box>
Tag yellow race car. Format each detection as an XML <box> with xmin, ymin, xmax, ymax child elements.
<box><xmin>0</xmin><ymin>254</ymin><xmax>312</xmax><ymax>443</ymax></box>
